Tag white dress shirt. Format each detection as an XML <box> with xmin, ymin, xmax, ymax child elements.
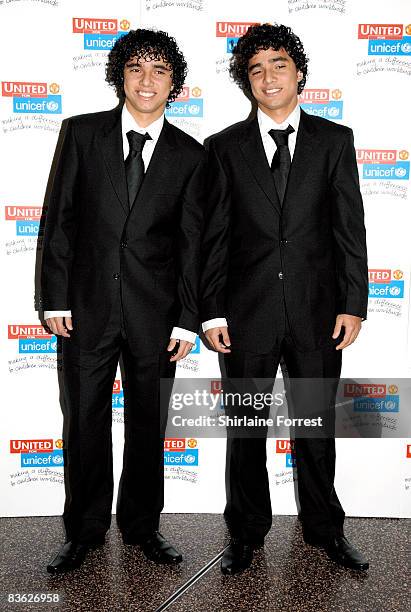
<box><xmin>257</xmin><ymin>103</ymin><xmax>300</xmax><ymax>164</ymax></box>
<box><xmin>202</xmin><ymin>104</ymin><xmax>301</xmax><ymax>334</ymax></box>
<box><xmin>44</xmin><ymin>105</ymin><xmax>196</xmax><ymax>345</ymax></box>
<box><xmin>121</xmin><ymin>103</ymin><xmax>163</xmax><ymax>169</ymax></box>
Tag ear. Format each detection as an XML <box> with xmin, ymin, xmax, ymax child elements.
<box><xmin>297</xmin><ymin>71</ymin><xmax>303</xmax><ymax>82</ymax></box>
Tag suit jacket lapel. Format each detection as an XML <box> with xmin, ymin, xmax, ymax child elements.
<box><xmin>134</xmin><ymin>118</ymin><xmax>180</xmax><ymax>206</ymax></box>
<box><xmin>284</xmin><ymin>109</ymin><xmax>316</xmax><ymax>210</ymax></box>
<box><xmin>239</xmin><ymin>116</ymin><xmax>281</xmax><ymax>215</ymax></box>
<box><xmin>99</xmin><ymin>104</ymin><xmax>129</xmax><ymax>215</ymax></box>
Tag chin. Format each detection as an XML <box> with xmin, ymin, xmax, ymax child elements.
<box><xmin>136</xmin><ymin>104</ymin><xmax>156</xmax><ymax>113</ymax></box>
<box><xmin>261</xmin><ymin>101</ymin><xmax>281</xmax><ymax>111</ymax></box>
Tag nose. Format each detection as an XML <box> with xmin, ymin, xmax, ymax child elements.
<box><xmin>140</xmin><ymin>69</ymin><xmax>153</xmax><ymax>88</ymax></box>
<box><xmin>263</xmin><ymin>66</ymin><xmax>275</xmax><ymax>85</ymax></box>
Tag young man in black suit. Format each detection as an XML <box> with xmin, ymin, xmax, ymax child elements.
<box><xmin>202</xmin><ymin>24</ymin><xmax>369</xmax><ymax>574</ymax></box>
<box><xmin>41</xmin><ymin>29</ymin><xmax>206</xmax><ymax>573</ymax></box>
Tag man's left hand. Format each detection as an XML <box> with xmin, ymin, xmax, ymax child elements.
<box><xmin>167</xmin><ymin>338</ymin><xmax>194</xmax><ymax>362</ymax></box>
<box><xmin>332</xmin><ymin>314</ymin><xmax>362</xmax><ymax>350</ymax></box>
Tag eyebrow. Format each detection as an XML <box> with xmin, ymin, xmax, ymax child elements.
<box><xmin>125</xmin><ymin>60</ymin><xmax>172</xmax><ymax>71</ymax></box>
<box><xmin>248</xmin><ymin>56</ymin><xmax>290</xmax><ymax>72</ymax></box>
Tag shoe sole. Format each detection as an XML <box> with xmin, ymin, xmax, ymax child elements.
<box><xmin>327</xmin><ymin>554</ymin><xmax>369</xmax><ymax>571</ymax></box>
<box><xmin>46</xmin><ymin>559</ymin><xmax>84</xmax><ymax>575</ymax></box>
<box><xmin>221</xmin><ymin>563</ymin><xmax>252</xmax><ymax>576</ymax></box>
<box><xmin>46</xmin><ymin>540</ymin><xmax>105</xmax><ymax>574</ymax></box>
<box><xmin>141</xmin><ymin>550</ymin><xmax>183</xmax><ymax>565</ymax></box>
<box><xmin>144</xmin><ymin>555</ymin><xmax>183</xmax><ymax>565</ymax></box>
<box><xmin>304</xmin><ymin>539</ymin><xmax>369</xmax><ymax>571</ymax></box>
<box><xmin>221</xmin><ymin>567</ymin><xmax>245</xmax><ymax>576</ymax></box>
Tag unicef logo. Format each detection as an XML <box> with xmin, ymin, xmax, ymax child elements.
<box><xmin>46</xmin><ymin>100</ymin><xmax>59</xmax><ymax>112</ymax></box>
<box><xmin>52</xmin><ymin>454</ymin><xmax>64</xmax><ymax>465</ymax></box>
<box><xmin>51</xmin><ymin>340</ymin><xmax>57</xmax><ymax>351</ymax></box>
<box><xmin>389</xmin><ymin>286</ymin><xmax>401</xmax><ymax>297</ymax></box>
<box><xmin>328</xmin><ymin>107</ymin><xmax>339</xmax><ymax>118</ymax></box>
<box><xmin>385</xmin><ymin>400</ymin><xmax>396</xmax><ymax>411</ymax></box>
<box><xmin>188</xmin><ymin>105</ymin><xmax>200</xmax><ymax>116</ymax></box>
<box><xmin>395</xmin><ymin>167</ymin><xmax>407</xmax><ymax>178</ymax></box>
<box><xmin>184</xmin><ymin>453</ymin><xmax>196</xmax><ymax>464</ymax></box>
<box><xmin>401</xmin><ymin>42</ymin><xmax>411</xmax><ymax>53</ymax></box>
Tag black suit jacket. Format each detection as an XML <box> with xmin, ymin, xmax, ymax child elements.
<box><xmin>201</xmin><ymin>109</ymin><xmax>368</xmax><ymax>353</ymax></box>
<box><xmin>41</xmin><ymin>104</ymin><xmax>206</xmax><ymax>353</ymax></box>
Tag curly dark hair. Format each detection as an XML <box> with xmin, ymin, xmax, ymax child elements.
<box><xmin>106</xmin><ymin>28</ymin><xmax>187</xmax><ymax>106</ymax></box>
<box><xmin>230</xmin><ymin>23</ymin><xmax>308</xmax><ymax>95</ymax></box>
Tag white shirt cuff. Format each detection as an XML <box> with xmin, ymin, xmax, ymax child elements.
<box><xmin>202</xmin><ymin>318</ymin><xmax>228</xmax><ymax>332</ymax></box>
<box><xmin>170</xmin><ymin>327</ymin><xmax>197</xmax><ymax>344</ymax></box>
<box><xmin>44</xmin><ymin>310</ymin><xmax>72</xmax><ymax>319</ymax></box>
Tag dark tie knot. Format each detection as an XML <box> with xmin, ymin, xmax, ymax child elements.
<box><xmin>126</xmin><ymin>130</ymin><xmax>152</xmax><ymax>154</ymax></box>
<box><xmin>268</xmin><ymin>125</ymin><xmax>295</xmax><ymax>148</ymax></box>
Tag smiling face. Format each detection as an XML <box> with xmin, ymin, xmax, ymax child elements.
<box><xmin>123</xmin><ymin>55</ymin><xmax>173</xmax><ymax>126</ymax></box>
<box><xmin>248</xmin><ymin>47</ymin><xmax>303</xmax><ymax>122</ymax></box>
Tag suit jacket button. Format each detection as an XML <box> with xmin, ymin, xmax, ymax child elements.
<box><xmin>278</xmin><ymin>272</ymin><xmax>283</xmax><ymax>280</ymax></box>
<box><xmin>281</xmin><ymin>239</ymin><xmax>288</xmax><ymax>245</ymax></box>
<box><xmin>120</xmin><ymin>241</ymin><xmax>127</xmax><ymax>249</ymax></box>
<box><xmin>113</xmin><ymin>273</ymin><xmax>120</xmax><ymax>280</ymax></box>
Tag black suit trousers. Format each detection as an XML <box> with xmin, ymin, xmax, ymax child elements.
<box><xmin>60</xmin><ymin>293</ymin><xmax>175</xmax><ymax>544</ymax></box>
<box><xmin>223</xmin><ymin>325</ymin><xmax>344</xmax><ymax>545</ymax></box>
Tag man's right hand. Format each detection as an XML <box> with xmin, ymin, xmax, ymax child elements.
<box><xmin>45</xmin><ymin>317</ymin><xmax>73</xmax><ymax>338</ymax></box>
<box><xmin>204</xmin><ymin>326</ymin><xmax>231</xmax><ymax>353</ymax></box>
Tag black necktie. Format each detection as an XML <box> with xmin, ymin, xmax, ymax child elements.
<box><xmin>269</xmin><ymin>124</ymin><xmax>295</xmax><ymax>205</ymax></box>
<box><xmin>125</xmin><ymin>130</ymin><xmax>152</xmax><ymax>208</ymax></box>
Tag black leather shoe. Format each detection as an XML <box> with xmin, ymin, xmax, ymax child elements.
<box><xmin>305</xmin><ymin>534</ymin><xmax>369</xmax><ymax>571</ymax></box>
<box><xmin>138</xmin><ymin>532</ymin><xmax>182</xmax><ymax>565</ymax></box>
<box><xmin>46</xmin><ymin>539</ymin><xmax>104</xmax><ymax>574</ymax></box>
<box><xmin>221</xmin><ymin>539</ymin><xmax>255</xmax><ymax>575</ymax></box>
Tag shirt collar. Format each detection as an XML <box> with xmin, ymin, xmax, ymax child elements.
<box><xmin>121</xmin><ymin>104</ymin><xmax>164</xmax><ymax>143</ymax></box>
<box><xmin>257</xmin><ymin>103</ymin><xmax>301</xmax><ymax>136</ymax></box>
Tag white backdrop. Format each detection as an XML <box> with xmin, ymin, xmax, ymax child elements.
<box><xmin>1</xmin><ymin>0</ymin><xmax>410</xmax><ymax>519</ymax></box>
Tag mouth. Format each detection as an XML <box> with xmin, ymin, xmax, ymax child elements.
<box><xmin>137</xmin><ymin>91</ymin><xmax>156</xmax><ymax>99</ymax></box>
<box><xmin>263</xmin><ymin>88</ymin><xmax>282</xmax><ymax>96</ymax></box>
